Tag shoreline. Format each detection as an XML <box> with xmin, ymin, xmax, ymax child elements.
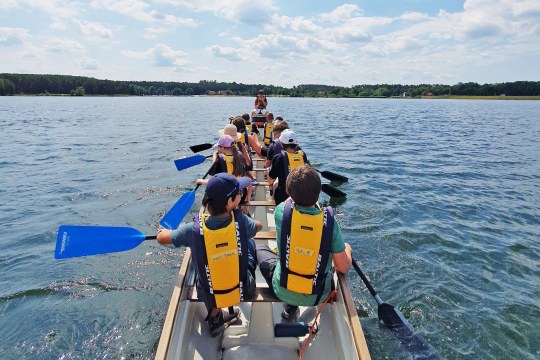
<box><xmin>3</xmin><ymin>94</ymin><xmax>540</xmax><ymax>100</ymax></box>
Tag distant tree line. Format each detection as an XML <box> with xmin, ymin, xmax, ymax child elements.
<box><xmin>1</xmin><ymin>73</ymin><xmax>540</xmax><ymax>97</ymax></box>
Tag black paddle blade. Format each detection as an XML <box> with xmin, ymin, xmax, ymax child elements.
<box><xmin>378</xmin><ymin>303</ymin><xmax>414</xmax><ymax>331</ymax></box>
<box><xmin>379</xmin><ymin>303</ymin><xmax>440</xmax><ymax>359</ymax></box>
<box><xmin>321</xmin><ymin>184</ymin><xmax>346</xmax><ymax>198</ymax></box>
<box><xmin>189</xmin><ymin>143</ymin><xmax>213</xmax><ymax>153</ymax></box>
<box><xmin>320</xmin><ymin>170</ymin><xmax>349</xmax><ymax>182</ymax></box>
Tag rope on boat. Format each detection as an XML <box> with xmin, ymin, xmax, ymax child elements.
<box><xmin>298</xmin><ymin>289</ymin><xmax>338</xmax><ymax>360</ymax></box>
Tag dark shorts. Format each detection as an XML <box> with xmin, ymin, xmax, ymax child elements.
<box><xmin>273</xmin><ymin>186</ymin><xmax>288</xmax><ymax>206</ymax></box>
<box><xmin>256</xmin><ymin>244</ymin><xmax>279</xmax><ymax>293</ymax></box>
<box><xmin>251</xmin><ymin>124</ymin><xmax>260</xmax><ymax>135</ymax></box>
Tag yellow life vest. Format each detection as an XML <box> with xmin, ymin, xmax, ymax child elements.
<box><xmin>237</xmin><ymin>129</ymin><xmax>249</xmax><ymax>145</ymax></box>
<box><xmin>192</xmin><ymin>210</ymin><xmax>249</xmax><ymax>308</ymax></box>
<box><xmin>279</xmin><ymin>199</ymin><xmax>334</xmax><ymax>295</ymax></box>
<box><xmin>284</xmin><ymin>150</ymin><xmax>304</xmax><ymax>173</ymax></box>
<box><xmin>221</xmin><ymin>154</ymin><xmax>234</xmax><ymax>175</ymax></box>
<box><xmin>263</xmin><ymin>123</ymin><xmax>274</xmax><ymax>146</ymax></box>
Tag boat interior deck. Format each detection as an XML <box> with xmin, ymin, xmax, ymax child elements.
<box><xmin>155</xmin><ymin>155</ymin><xmax>370</xmax><ymax>360</ymax></box>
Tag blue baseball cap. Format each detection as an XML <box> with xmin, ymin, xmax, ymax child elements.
<box><xmin>205</xmin><ymin>173</ymin><xmax>251</xmax><ymax>201</ymax></box>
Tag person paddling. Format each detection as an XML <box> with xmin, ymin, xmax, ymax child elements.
<box><xmin>264</xmin><ymin>121</ymin><xmax>290</xmax><ymax>196</ymax></box>
<box><xmin>201</xmin><ymin>133</ymin><xmax>252</xmax><ymax>213</ymax></box>
<box><xmin>262</xmin><ymin>112</ymin><xmax>275</xmax><ymax>147</ymax></box>
<box><xmin>157</xmin><ymin>173</ymin><xmax>262</xmax><ymax>336</ymax></box>
<box><xmin>256</xmin><ymin>165</ymin><xmax>353</xmax><ymax>320</ymax></box>
<box><xmin>268</xmin><ymin>129</ymin><xmax>309</xmax><ymax>205</ymax></box>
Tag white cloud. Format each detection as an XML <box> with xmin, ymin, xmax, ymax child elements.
<box><xmin>206</xmin><ymin>45</ymin><xmax>245</xmax><ymax>61</ymax></box>
<box><xmin>269</xmin><ymin>14</ymin><xmax>321</xmax><ymax>34</ymax></box>
<box><xmin>121</xmin><ymin>44</ymin><xmax>190</xmax><ymax>67</ymax></box>
<box><xmin>143</xmin><ymin>27</ymin><xmax>170</xmax><ymax>39</ymax></box>
<box><xmin>73</xmin><ymin>20</ymin><xmax>114</xmax><ymax>39</ymax></box>
<box><xmin>49</xmin><ymin>22</ymin><xmax>67</xmax><ymax>31</ymax></box>
<box><xmin>0</xmin><ymin>27</ymin><xmax>31</xmax><ymax>46</ymax></box>
<box><xmin>333</xmin><ymin>27</ymin><xmax>372</xmax><ymax>43</ymax></box>
<box><xmin>156</xmin><ymin>0</ymin><xmax>276</xmax><ymax>24</ymax></box>
<box><xmin>90</xmin><ymin>0</ymin><xmax>197</xmax><ymax>26</ymax></box>
<box><xmin>44</xmin><ymin>37</ymin><xmax>86</xmax><ymax>53</ymax></box>
<box><xmin>319</xmin><ymin>4</ymin><xmax>363</xmax><ymax>23</ymax></box>
<box><xmin>359</xmin><ymin>44</ymin><xmax>387</xmax><ymax>58</ymax></box>
<box><xmin>0</xmin><ymin>0</ymin><xmax>18</xmax><ymax>11</ymax></box>
<box><xmin>386</xmin><ymin>36</ymin><xmax>424</xmax><ymax>52</ymax></box>
<box><xmin>399</xmin><ymin>11</ymin><xmax>430</xmax><ymax>22</ymax></box>
<box><xmin>79</xmin><ymin>57</ymin><xmax>100</xmax><ymax>70</ymax></box>
<box><xmin>13</xmin><ymin>0</ymin><xmax>79</xmax><ymax>18</ymax></box>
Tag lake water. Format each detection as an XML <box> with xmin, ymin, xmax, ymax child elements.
<box><xmin>0</xmin><ymin>96</ymin><xmax>538</xmax><ymax>359</ymax></box>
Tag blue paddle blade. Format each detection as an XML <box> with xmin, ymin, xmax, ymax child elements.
<box><xmin>174</xmin><ymin>155</ymin><xmax>206</xmax><ymax>171</ymax></box>
<box><xmin>55</xmin><ymin>225</ymin><xmax>146</xmax><ymax>259</ymax></box>
<box><xmin>160</xmin><ymin>190</ymin><xmax>196</xmax><ymax>230</ymax></box>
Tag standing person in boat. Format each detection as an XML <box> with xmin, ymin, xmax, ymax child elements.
<box><xmin>251</xmin><ymin>90</ymin><xmax>269</xmax><ymax>118</ymax></box>
<box><xmin>157</xmin><ymin>173</ymin><xmax>262</xmax><ymax>336</ymax></box>
<box><xmin>268</xmin><ymin>129</ymin><xmax>309</xmax><ymax>205</ymax></box>
<box><xmin>256</xmin><ymin>165</ymin><xmax>353</xmax><ymax>320</ymax></box>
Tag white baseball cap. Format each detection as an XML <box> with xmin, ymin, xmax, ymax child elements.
<box><xmin>279</xmin><ymin>129</ymin><xmax>298</xmax><ymax>145</ymax></box>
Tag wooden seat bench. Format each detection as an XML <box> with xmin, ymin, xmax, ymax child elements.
<box><xmin>249</xmin><ymin>200</ymin><xmax>275</xmax><ymax>206</ymax></box>
<box><xmin>253</xmin><ymin>230</ymin><xmax>276</xmax><ymax>240</ymax></box>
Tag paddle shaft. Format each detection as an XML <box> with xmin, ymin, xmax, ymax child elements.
<box><xmin>352</xmin><ymin>258</ymin><xmax>384</xmax><ymax>305</ymax></box>
<box><xmin>145</xmin><ymin>235</ymin><xmax>157</xmax><ymax>240</ymax></box>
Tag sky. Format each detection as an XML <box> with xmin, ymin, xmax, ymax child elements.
<box><xmin>1</xmin><ymin>0</ymin><xmax>539</xmax><ymax>87</ymax></box>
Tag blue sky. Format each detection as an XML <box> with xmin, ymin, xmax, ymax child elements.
<box><xmin>1</xmin><ymin>1</ymin><xmax>539</xmax><ymax>87</ymax></box>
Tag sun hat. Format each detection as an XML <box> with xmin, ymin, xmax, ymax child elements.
<box><xmin>218</xmin><ymin>124</ymin><xmax>241</xmax><ymax>139</ymax></box>
<box><xmin>279</xmin><ymin>129</ymin><xmax>298</xmax><ymax>145</ymax></box>
<box><xmin>205</xmin><ymin>173</ymin><xmax>251</xmax><ymax>201</ymax></box>
<box><xmin>215</xmin><ymin>134</ymin><xmax>234</xmax><ymax>148</ymax></box>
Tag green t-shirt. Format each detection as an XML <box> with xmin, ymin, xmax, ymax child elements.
<box><xmin>272</xmin><ymin>202</ymin><xmax>345</xmax><ymax>306</ymax></box>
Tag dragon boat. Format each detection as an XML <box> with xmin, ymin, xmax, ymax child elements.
<box><xmin>155</xmin><ymin>140</ymin><xmax>371</xmax><ymax>359</ymax></box>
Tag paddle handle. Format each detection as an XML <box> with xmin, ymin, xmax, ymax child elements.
<box><xmin>192</xmin><ymin>164</ymin><xmax>214</xmax><ymax>192</ymax></box>
<box><xmin>352</xmin><ymin>258</ymin><xmax>383</xmax><ymax>305</ymax></box>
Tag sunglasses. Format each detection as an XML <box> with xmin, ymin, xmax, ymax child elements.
<box><xmin>226</xmin><ymin>187</ymin><xmax>244</xmax><ymax>198</ymax></box>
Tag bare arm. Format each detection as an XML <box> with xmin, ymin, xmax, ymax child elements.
<box><xmin>332</xmin><ymin>243</ymin><xmax>353</xmax><ymax>274</ymax></box>
<box><xmin>196</xmin><ymin>178</ymin><xmax>209</xmax><ymax>185</ymax></box>
<box><xmin>241</xmin><ymin>145</ymin><xmax>251</xmax><ymax>166</ymax></box>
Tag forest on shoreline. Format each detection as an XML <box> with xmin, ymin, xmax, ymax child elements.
<box><xmin>1</xmin><ymin>73</ymin><xmax>540</xmax><ymax>98</ymax></box>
